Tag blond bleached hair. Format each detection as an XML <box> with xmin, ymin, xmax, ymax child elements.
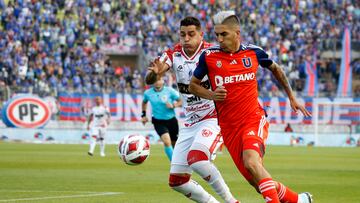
<box><xmin>212</xmin><ymin>10</ymin><xmax>239</xmax><ymax>26</ymax></box>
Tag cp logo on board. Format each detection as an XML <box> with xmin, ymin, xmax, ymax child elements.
<box><xmin>2</xmin><ymin>95</ymin><xmax>52</xmax><ymax>128</ymax></box>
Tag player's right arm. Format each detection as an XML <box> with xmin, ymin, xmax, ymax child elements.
<box><xmin>189</xmin><ymin>53</ymin><xmax>227</xmax><ymax>101</ymax></box>
<box><xmin>141</xmin><ymin>91</ymin><xmax>149</xmax><ymax>125</ymax></box>
<box><xmin>87</xmin><ymin>113</ymin><xmax>93</xmax><ymax>131</ymax></box>
<box><xmin>145</xmin><ymin>56</ymin><xmax>170</xmax><ymax>84</ymax></box>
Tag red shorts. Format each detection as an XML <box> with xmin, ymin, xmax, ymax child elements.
<box><xmin>221</xmin><ymin>115</ymin><xmax>269</xmax><ymax>181</ymax></box>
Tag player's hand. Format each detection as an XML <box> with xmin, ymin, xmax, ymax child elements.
<box><xmin>148</xmin><ymin>56</ymin><xmax>168</xmax><ymax>75</ymax></box>
<box><xmin>141</xmin><ymin>117</ymin><xmax>148</xmax><ymax>125</ymax></box>
<box><xmin>87</xmin><ymin>126</ymin><xmax>90</xmax><ymax>131</ymax></box>
<box><xmin>289</xmin><ymin>98</ymin><xmax>312</xmax><ymax>117</ymax></box>
<box><xmin>212</xmin><ymin>86</ymin><xmax>227</xmax><ymax>101</ymax></box>
<box><xmin>166</xmin><ymin>102</ymin><xmax>174</xmax><ymax>109</ymax></box>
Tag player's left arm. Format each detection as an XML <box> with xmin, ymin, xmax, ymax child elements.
<box><xmin>169</xmin><ymin>89</ymin><xmax>182</xmax><ymax>109</ymax></box>
<box><xmin>267</xmin><ymin>62</ymin><xmax>311</xmax><ymax>117</ymax></box>
<box><xmin>189</xmin><ymin>52</ymin><xmax>227</xmax><ymax>101</ymax></box>
<box><xmin>105</xmin><ymin>107</ymin><xmax>111</xmax><ymax>125</ymax></box>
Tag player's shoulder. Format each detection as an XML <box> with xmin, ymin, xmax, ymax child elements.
<box><xmin>241</xmin><ymin>43</ymin><xmax>265</xmax><ymax>51</ymax></box>
<box><xmin>165</xmin><ymin>86</ymin><xmax>177</xmax><ymax>93</ymax></box>
<box><xmin>144</xmin><ymin>88</ymin><xmax>153</xmax><ymax>95</ymax></box>
<box><xmin>169</xmin><ymin>43</ymin><xmax>183</xmax><ymax>52</ymax></box>
<box><xmin>163</xmin><ymin>43</ymin><xmax>182</xmax><ymax>58</ymax></box>
<box><xmin>201</xmin><ymin>45</ymin><xmax>221</xmax><ymax>57</ymax></box>
<box><xmin>241</xmin><ymin>43</ymin><xmax>269</xmax><ymax>57</ymax></box>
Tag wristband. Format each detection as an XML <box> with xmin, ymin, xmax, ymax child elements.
<box><xmin>141</xmin><ymin>111</ymin><xmax>146</xmax><ymax>117</ymax></box>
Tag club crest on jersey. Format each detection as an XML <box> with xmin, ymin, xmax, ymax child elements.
<box><xmin>161</xmin><ymin>95</ymin><xmax>168</xmax><ymax>102</ymax></box>
<box><xmin>216</xmin><ymin>61</ymin><xmax>222</xmax><ymax>68</ymax></box>
<box><xmin>242</xmin><ymin>58</ymin><xmax>252</xmax><ymax>68</ymax></box>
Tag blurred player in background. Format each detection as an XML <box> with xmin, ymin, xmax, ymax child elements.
<box><xmin>87</xmin><ymin>96</ymin><xmax>111</xmax><ymax>157</ymax></box>
<box><xmin>146</xmin><ymin>17</ymin><xmax>238</xmax><ymax>203</ymax></box>
<box><xmin>189</xmin><ymin>11</ymin><xmax>313</xmax><ymax>203</ymax></box>
<box><xmin>141</xmin><ymin>77</ymin><xmax>182</xmax><ymax>161</ymax></box>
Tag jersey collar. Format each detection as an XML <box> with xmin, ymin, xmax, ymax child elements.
<box><xmin>181</xmin><ymin>41</ymin><xmax>203</xmax><ymax>60</ymax></box>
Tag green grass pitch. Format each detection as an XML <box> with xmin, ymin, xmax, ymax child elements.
<box><xmin>0</xmin><ymin>143</ymin><xmax>359</xmax><ymax>203</ymax></box>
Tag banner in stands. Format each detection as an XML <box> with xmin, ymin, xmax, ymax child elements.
<box><xmin>58</xmin><ymin>93</ymin><xmax>360</xmax><ymax>125</ymax></box>
<box><xmin>1</xmin><ymin>95</ymin><xmax>52</xmax><ymax>128</ymax></box>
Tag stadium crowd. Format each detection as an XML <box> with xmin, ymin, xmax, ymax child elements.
<box><xmin>0</xmin><ymin>0</ymin><xmax>359</xmax><ymax>102</ymax></box>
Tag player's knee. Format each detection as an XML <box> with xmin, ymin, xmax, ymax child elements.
<box><xmin>169</xmin><ymin>174</ymin><xmax>190</xmax><ymax>188</ymax></box>
<box><xmin>187</xmin><ymin>150</ymin><xmax>208</xmax><ymax>166</ymax></box>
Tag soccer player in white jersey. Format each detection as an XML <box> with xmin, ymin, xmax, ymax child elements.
<box><xmin>146</xmin><ymin>17</ymin><xmax>238</xmax><ymax>203</ymax></box>
<box><xmin>87</xmin><ymin>96</ymin><xmax>111</xmax><ymax>157</ymax></box>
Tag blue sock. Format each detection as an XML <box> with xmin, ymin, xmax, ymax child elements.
<box><xmin>164</xmin><ymin>146</ymin><xmax>173</xmax><ymax>161</ymax></box>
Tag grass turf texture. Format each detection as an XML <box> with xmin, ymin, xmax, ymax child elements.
<box><xmin>0</xmin><ymin>143</ymin><xmax>359</xmax><ymax>203</ymax></box>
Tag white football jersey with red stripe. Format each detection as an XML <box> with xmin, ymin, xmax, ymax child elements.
<box><xmin>160</xmin><ymin>41</ymin><xmax>217</xmax><ymax>127</ymax></box>
<box><xmin>91</xmin><ymin>105</ymin><xmax>110</xmax><ymax>128</ymax></box>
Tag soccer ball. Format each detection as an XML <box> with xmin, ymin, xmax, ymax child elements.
<box><xmin>118</xmin><ymin>134</ymin><xmax>150</xmax><ymax>165</ymax></box>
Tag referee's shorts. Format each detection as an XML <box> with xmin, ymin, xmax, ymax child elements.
<box><xmin>152</xmin><ymin>117</ymin><xmax>179</xmax><ymax>142</ymax></box>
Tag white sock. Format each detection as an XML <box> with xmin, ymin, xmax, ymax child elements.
<box><xmin>172</xmin><ymin>179</ymin><xmax>218</xmax><ymax>203</ymax></box>
<box><xmin>89</xmin><ymin>137</ymin><xmax>96</xmax><ymax>154</ymax></box>
<box><xmin>191</xmin><ymin>160</ymin><xmax>237</xmax><ymax>203</ymax></box>
<box><xmin>99</xmin><ymin>139</ymin><xmax>105</xmax><ymax>155</ymax></box>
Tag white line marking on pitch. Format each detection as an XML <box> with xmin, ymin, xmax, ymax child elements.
<box><xmin>0</xmin><ymin>190</ymin><xmax>97</xmax><ymax>193</ymax></box>
<box><xmin>0</xmin><ymin>192</ymin><xmax>123</xmax><ymax>202</ymax></box>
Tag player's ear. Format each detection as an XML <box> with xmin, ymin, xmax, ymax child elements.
<box><xmin>200</xmin><ymin>31</ymin><xmax>204</xmax><ymax>38</ymax></box>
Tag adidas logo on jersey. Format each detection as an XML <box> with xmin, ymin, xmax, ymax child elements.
<box><xmin>247</xmin><ymin>131</ymin><xmax>255</xmax><ymax>136</ymax></box>
<box><xmin>230</xmin><ymin>59</ymin><xmax>237</xmax><ymax>65</ymax></box>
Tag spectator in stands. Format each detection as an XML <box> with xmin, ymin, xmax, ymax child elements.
<box><xmin>284</xmin><ymin>123</ymin><xmax>294</xmax><ymax>133</ymax></box>
<box><xmin>0</xmin><ymin>0</ymin><xmax>358</xmax><ymax>97</ymax></box>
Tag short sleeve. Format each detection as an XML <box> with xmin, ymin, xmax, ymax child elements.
<box><xmin>170</xmin><ymin>88</ymin><xmax>180</xmax><ymax>101</ymax></box>
<box><xmin>253</xmin><ymin>47</ymin><xmax>273</xmax><ymax>68</ymax></box>
<box><xmin>159</xmin><ymin>50</ymin><xmax>173</xmax><ymax>68</ymax></box>
<box><xmin>143</xmin><ymin>91</ymin><xmax>149</xmax><ymax>103</ymax></box>
<box><xmin>193</xmin><ymin>52</ymin><xmax>208</xmax><ymax>80</ymax></box>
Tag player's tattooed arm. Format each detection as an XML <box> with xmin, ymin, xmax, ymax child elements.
<box><xmin>267</xmin><ymin>62</ymin><xmax>294</xmax><ymax>100</ymax></box>
<box><xmin>268</xmin><ymin>62</ymin><xmax>312</xmax><ymax>117</ymax></box>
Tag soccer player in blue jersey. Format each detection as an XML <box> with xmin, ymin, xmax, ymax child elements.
<box><xmin>141</xmin><ymin>78</ymin><xmax>182</xmax><ymax>161</ymax></box>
